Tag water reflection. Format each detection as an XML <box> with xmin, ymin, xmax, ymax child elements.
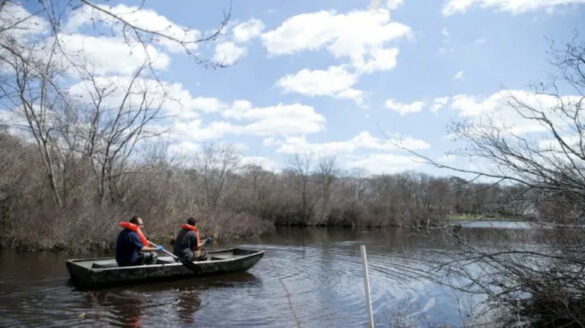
<box><xmin>87</xmin><ymin>290</ymin><xmax>144</xmax><ymax>327</ymax></box>
<box><xmin>0</xmin><ymin>225</ymin><xmax>542</xmax><ymax>327</ymax></box>
<box><xmin>176</xmin><ymin>289</ymin><xmax>201</xmax><ymax>324</ymax></box>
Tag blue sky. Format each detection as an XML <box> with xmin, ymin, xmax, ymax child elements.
<box><xmin>5</xmin><ymin>0</ymin><xmax>585</xmax><ymax>175</ymax></box>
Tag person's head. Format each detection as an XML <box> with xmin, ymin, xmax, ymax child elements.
<box><xmin>130</xmin><ymin>216</ymin><xmax>144</xmax><ymax>227</ymax></box>
<box><xmin>187</xmin><ymin>217</ymin><xmax>197</xmax><ymax>226</ymax></box>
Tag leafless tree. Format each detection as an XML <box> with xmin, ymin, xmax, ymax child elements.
<box><xmin>0</xmin><ymin>0</ymin><xmax>229</xmax><ymax>206</ymax></box>
<box><xmin>195</xmin><ymin>144</ymin><xmax>240</xmax><ymax>210</ymax></box>
<box><xmin>288</xmin><ymin>153</ymin><xmax>317</xmax><ymax>224</ymax></box>
<box><xmin>316</xmin><ymin>156</ymin><xmax>337</xmax><ymax>223</ymax></box>
<box><xmin>424</xmin><ymin>38</ymin><xmax>585</xmax><ymax>325</ymax></box>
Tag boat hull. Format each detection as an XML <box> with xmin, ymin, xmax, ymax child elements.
<box><xmin>66</xmin><ymin>248</ymin><xmax>263</xmax><ymax>288</ymax></box>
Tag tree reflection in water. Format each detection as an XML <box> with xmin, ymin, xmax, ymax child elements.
<box><xmin>177</xmin><ymin>288</ymin><xmax>202</xmax><ymax>324</ymax></box>
<box><xmin>87</xmin><ymin>290</ymin><xmax>144</xmax><ymax>327</ymax></box>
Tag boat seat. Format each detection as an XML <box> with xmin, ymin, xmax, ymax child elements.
<box><xmin>157</xmin><ymin>258</ymin><xmax>176</xmax><ymax>264</ymax></box>
<box><xmin>91</xmin><ymin>262</ymin><xmax>118</xmax><ymax>269</ymax></box>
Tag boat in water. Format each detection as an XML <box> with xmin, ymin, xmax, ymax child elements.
<box><xmin>66</xmin><ymin>248</ymin><xmax>264</xmax><ymax>288</ymax></box>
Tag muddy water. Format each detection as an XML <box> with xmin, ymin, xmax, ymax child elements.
<box><xmin>0</xmin><ymin>226</ymin><xmax>536</xmax><ymax>327</ymax></box>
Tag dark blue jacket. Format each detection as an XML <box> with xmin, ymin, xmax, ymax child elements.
<box><xmin>116</xmin><ymin>229</ymin><xmax>143</xmax><ymax>266</ymax></box>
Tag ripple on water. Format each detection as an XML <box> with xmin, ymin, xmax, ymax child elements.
<box><xmin>0</xmin><ymin>232</ymin><xmax>494</xmax><ymax>327</ymax></box>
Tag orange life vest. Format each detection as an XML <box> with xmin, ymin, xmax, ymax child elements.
<box><xmin>181</xmin><ymin>224</ymin><xmax>200</xmax><ymax>250</ymax></box>
<box><xmin>119</xmin><ymin>222</ymin><xmax>149</xmax><ymax>247</ymax></box>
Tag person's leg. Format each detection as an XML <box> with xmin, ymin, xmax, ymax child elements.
<box><xmin>142</xmin><ymin>252</ymin><xmax>158</xmax><ymax>264</ymax></box>
<box><xmin>184</xmin><ymin>250</ymin><xmax>195</xmax><ymax>262</ymax></box>
<box><xmin>133</xmin><ymin>252</ymin><xmax>145</xmax><ymax>265</ymax></box>
<box><xmin>194</xmin><ymin>249</ymin><xmax>208</xmax><ymax>261</ymax></box>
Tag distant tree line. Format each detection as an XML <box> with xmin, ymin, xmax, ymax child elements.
<box><xmin>0</xmin><ymin>132</ymin><xmax>536</xmax><ymax>252</ymax></box>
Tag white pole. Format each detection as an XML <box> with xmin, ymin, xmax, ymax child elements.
<box><xmin>361</xmin><ymin>245</ymin><xmax>375</xmax><ymax>328</ymax></box>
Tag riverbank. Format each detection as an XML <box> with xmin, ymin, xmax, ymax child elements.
<box><xmin>448</xmin><ymin>214</ymin><xmax>529</xmax><ymax>222</ymax></box>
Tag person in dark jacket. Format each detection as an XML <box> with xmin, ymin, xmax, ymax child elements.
<box><xmin>116</xmin><ymin>216</ymin><xmax>162</xmax><ymax>266</ymax></box>
<box><xmin>173</xmin><ymin>217</ymin><xmax>209</xmax><ymax>261</ymax></box>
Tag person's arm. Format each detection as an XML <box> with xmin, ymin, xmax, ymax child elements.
<box><xmin>141</xmin><ymin>245</ymin><xmax>159</xmax><ymax>252</ymax></box>
<box><xmin>197</xmin><ymin>234</ymin><xmax>211</xmax><ymax>249</ymax></box>
<box><xmin>131</xmin><ymin>232</ymin><xmax>158</xmax><ymax>252</ymax></box>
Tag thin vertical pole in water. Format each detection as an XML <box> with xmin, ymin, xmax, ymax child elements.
<box><xmin>361</xmin><ymin>245</ymin><xmax>375</xmax><ymax>328</ymax></box>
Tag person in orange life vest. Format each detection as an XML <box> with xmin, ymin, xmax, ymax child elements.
<box><xmin>173</xmin><ymin>217</ymin><xmax>210</xmax><ymax>261</ymax></box>
<box><xmin>115</xmin><ymin>216</ymin><xmax>162</xmax><ymax>266</ymax></box>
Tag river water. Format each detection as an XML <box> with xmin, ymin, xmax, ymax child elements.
<box><xmin>0</xmin><ymin>225</ymin><xmax>537</xmax><ymax>327</ymax></box>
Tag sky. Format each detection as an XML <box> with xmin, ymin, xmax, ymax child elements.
<box><xmin>4</xmin><ymin>0</ymin><xmax>585</xmax><ymax>175</ymax></box>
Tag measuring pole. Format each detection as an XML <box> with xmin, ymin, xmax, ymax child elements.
<box><xmin>361</xmin><ymin>245</ymin><xmax>375</xmax><ymax>328</ymax></box>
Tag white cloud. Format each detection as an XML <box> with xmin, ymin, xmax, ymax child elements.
<box><xmin>439</xmin><ymin>47</ymin><xmax>455</xmax><ymax>54</ymax></box>
<box><xmin>385</xmin><ymin>99</ymin><xmax>425</xmax><ymax>115</ymax></box>
<box><xmin>240</xmin><ymin>155</ymin><xmax>279</xmax><ymax>171</ymax></box>
<box><xmin>347</xmin><ymin>153</ymin><xmax>424</xmax><ymax>174</ymax></box>
<box><xmin>276</xmin><ymin>66</ymin><xmax>364</xmax><ymax>105</ymax></box>
<box><xmin>432</xmin><ymin>97</ymin><xmax>450</xmax><ymax>113</ymax></box>
<box><xmin>449</xmin><ymin>90</ymin><xmax>582</xmax><ymax>135</ymax></box>
<box><xmin>453</xmin><ymin>70</ymin><xmax>464</xmax><ymax>80</ymax></box>
<box><xmin>57</xmin><ymin>34</ymin><xmax>170</xmax><ymax>75</ymax></box>
<box><xmin>441</xmin><ymin>27</ymin><xmax>450</xmax><ymax>37</ymax></box>
<box><xmin>442</xmin><ymin>0</ymin><xmax>474</xmax><ymax>15</ymax></box>
<box><xmin>442</xmin><ymin>0</ymin><xmax>585</xmax><ymax>16</ymax></box>
<box><xmin>0</xmin><ymin>3</ymin><xmax>49</xmax><ymax>39</ymax></box>
<box><xmin>68</xmin><ymin>75</ymin><xmax>326</xmax><ymax>142</ymax></box>
<box><xmin>386</xmin><ymin>0</ymin><xmax>405</xmax><ymax>10</ymax></box>
<box><xmin>213</xmin><ymin>42</ymin><xmax>247</xmax><ymax>65</ymax></box>
<box><xmin>273</xmin><ymin>131</ymin><xmax>429</xmax><ymax>155</ymax></box>
<box><xmin>437</xmin><ymin>154</ymin><xmax>457</xmax><ymax>163</ymax></box>
<box><xmin>232</xmin><ymin>19</ymin><xmax>265</xmax><ymax>43</ymax></box>
<box><xmin>0</xmin><ymin>109</ymin><xmax>28</xmax><ymax>137</ymax></box>
<box><xmin>165</xmin><ymin>101</ymin><xmax>326</xmax><ymax>142</ymax></box>
<box><xmin>65</xmin><ymin>4</ymin><xmax>201</xmax><ymax>53</ymax></box>
<box><xmin>261</xmin><ymin>9</ymin><xmax>410</xmax><ymax>73</ymax></box>
<box><xmin>354</xmin><ymin>47</ymin><xmax>399</xmax><ymax>74</ymax></box>
<box><xmin>168</xmin><ymin>140</ymin><xmax>201</xmax><ymax>158</ymax></box>
<box><xmin>226</xmin><ymin>103</ymin><xmax>326</xmax><ymax>136</ymax></box>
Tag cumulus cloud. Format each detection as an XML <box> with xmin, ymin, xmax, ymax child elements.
<box><xmin>57</xmin><ymin>34</ymin><xmax>170</xmax><ymax>75</ymax></box>
<box><xmin>262</xmin><ymin>9</ymin><xmax>410</xmax><ymax>73</ymax></box>
<box><xmin>385</xmin><ymin>99</ymin><xmax>425</xmax><ymax>115</ymax></box>
<box><xmin>441</xmin><ymin>27</ymin><xmax>450</xmax><ymax>37</ymax></box>
<box><xmin>347</xmin><ymin>153</ymin><xmax>423</xmax><ymax>174</ymax></box>
<box><xmin>213</xmin><ymin>42</ymin><xmax>247</xmax><ymax>65</ymax></box>
<box><xmin>431</xmin><ymin>97</ymin><xmax>450</xmax><ymax>112</ymax></box>
<box><xmin>386</xmin><ymin>0</ymin><xmax>405</xmax><ymax>10</ymax></box>
<box><xmin>65</xmin><ymin>4</ymin><xmax>201</xmax><ymax>53</ymax></box>
<box><xmin>167</xmin><ymin>101</ymin><xmax>325</xmax><ymax>143</ymax></box>
<box><xmin>0</xmin><ymin>2</ymin><xmax>49</xmax><ymax>39</ymax></box>
<box><xmin>232</xmin><ymin>19</ymin><xmax>265</xmax><ymax>43</ymax></box>
<box><xmin>453</xmin><ymin>70</ymin><xmax>464</xmax><ymax>80</ymax></box>
<box><xmin>442</xmin><ymin>0</ymin><xmax>585</xmax><ymax>16</ymax></box>
<box><xmin>276</xmin><ymin>66</ymin><xmax>364</xmax><ymax>104</ymax></box>
<box><xmin>448</xmin><ymin>90</ymin><xmax>582</xmax><ymax>135</ymax></box>
<box><xmin>272</xmin><ymin>131</ymin><xmax>429</xmax><ymax>155</ymax></box>
<box><xmin>354</xmin><ymin>47</ymin><xmax>399</xmax><ymax>74</ymax></box>
<box><xmin>239</xmin><ymin>155</ymin><xmax>279</xmax><ymax>171</ymax></box>
<box><xmin>67</xmin><ymin>75</ymin><xmax>325</xmax><ymax>141</ymax></box>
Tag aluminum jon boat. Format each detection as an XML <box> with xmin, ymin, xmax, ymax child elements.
<box><xmin>66</xmin><ymin>248</ymin><xmax>264</xmax><ymax>288</ymax></box>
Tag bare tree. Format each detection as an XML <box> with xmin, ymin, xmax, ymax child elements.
<box><xmin>195</xmin><ymin>144</ymin><xmax>240</xmax><ymax>210</ymax></box>
<box><xmin>316</xmin><ymin>156</ymin><xmax>337</xmax><ymax>224</ymax></box>
<box><xmin>0</xmin><ymin>0</ymin><xmax>229</xmax><ymax>206</ymax></box>
<box><xmin>289</xmin><ymin>153</ymin><xmax>317</xmax><ymax>225</ymax></box>
<box><xmin>422</xmin><ymin>38</ymin><xmax>585</xmax><ymax>325</ymax></box>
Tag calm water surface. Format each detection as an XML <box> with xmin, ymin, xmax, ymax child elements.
<box><xmin>0</xmin><ymin>225</ymin><xmax>537</xmax><ymax>327</ymax></box>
